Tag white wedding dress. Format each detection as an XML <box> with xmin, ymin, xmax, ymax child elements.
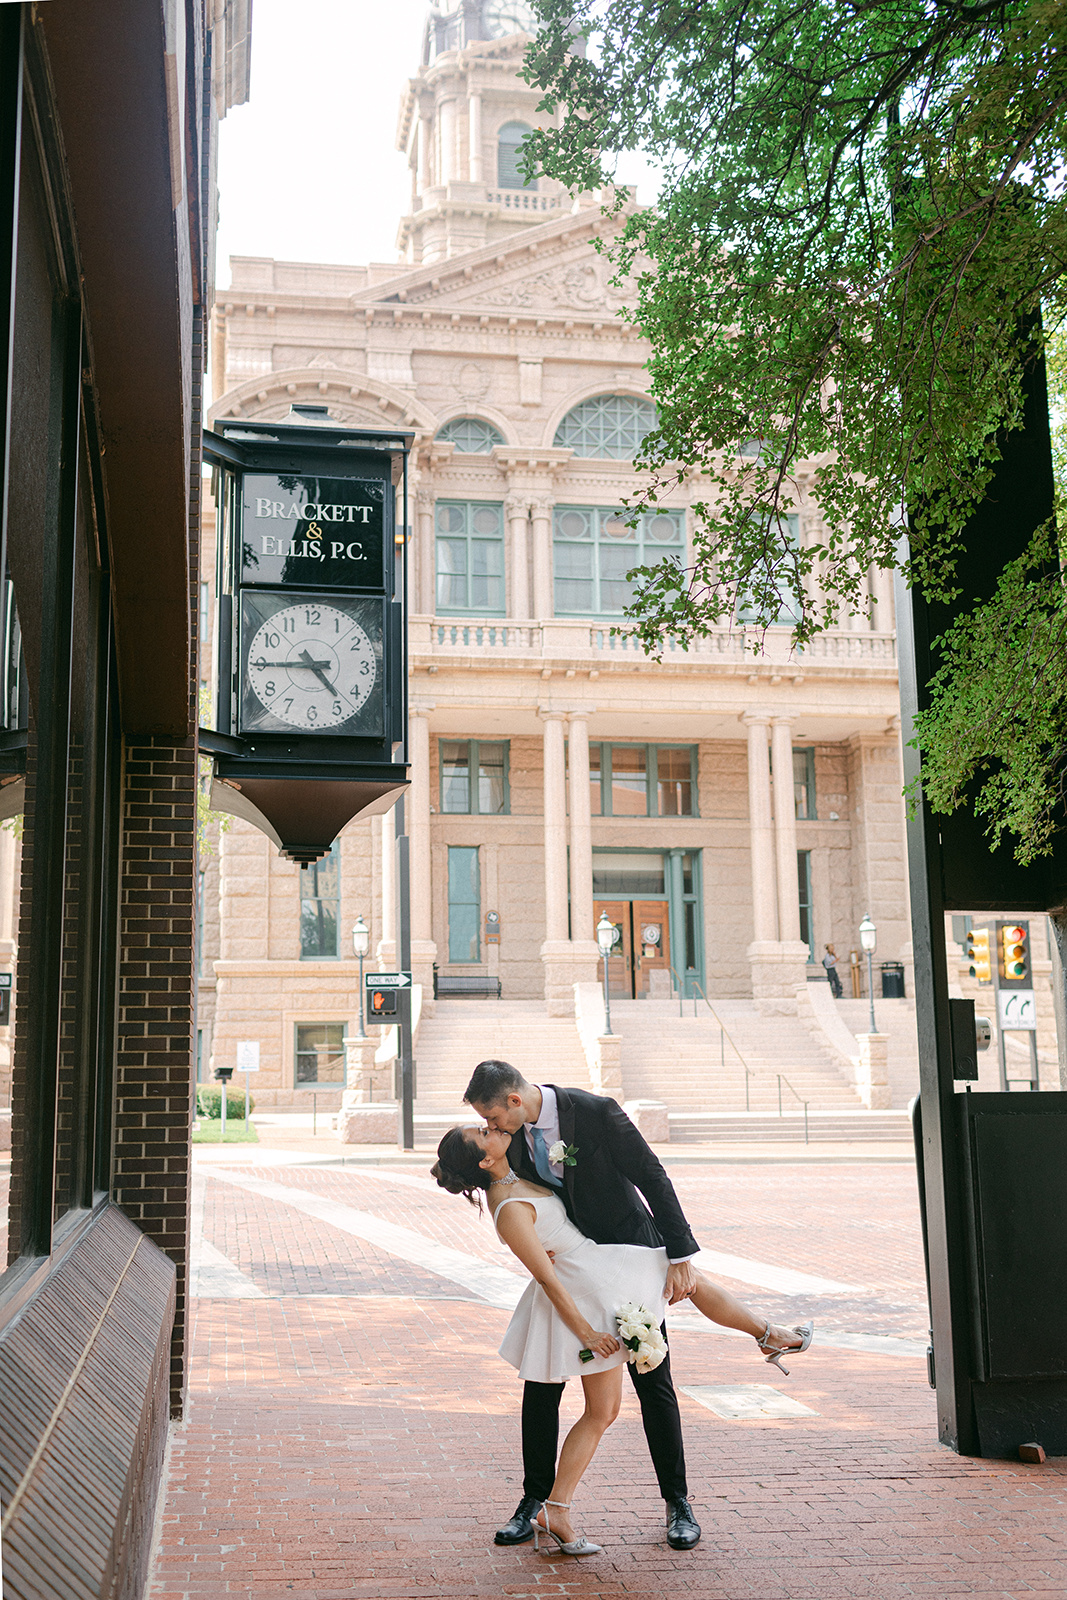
<box><xmin>495</xmin><ymin>1191</ymin><xmax>669</xmax><ymax>1383</ymax></box>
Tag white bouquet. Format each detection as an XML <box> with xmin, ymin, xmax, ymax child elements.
<box><xmin>615</xmin><ymin>1302</ymin><xmax>668</xmax><ymax>1373</ymax></box>
<box><xmin>582</xmin><ymin>1303</ymin><xmax>668</xmax><ymax>1371</ymax></box>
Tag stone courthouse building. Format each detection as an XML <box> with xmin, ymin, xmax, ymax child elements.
<box><xmin>202</xmin><ymin>0</ymin><xmax>914</xmax><ymax>1117</ymax></box>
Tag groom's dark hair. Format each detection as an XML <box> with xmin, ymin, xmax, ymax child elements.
<box><xmin>464</xmin><ymin>1059</ymin><xmax>528</xmax><ymax>1108</ymax></box>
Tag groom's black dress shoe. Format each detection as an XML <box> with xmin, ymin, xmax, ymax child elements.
<box><xmin>665</xmin><ymin>1495</ymin><xmax>701</xmax><ymax>1550</ymax></box>
<box><xmin>494</xmin><ymin>1495</ymin><xmax>543</xmax><ymax>1545</ymax></box>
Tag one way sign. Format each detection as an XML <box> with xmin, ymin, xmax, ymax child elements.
<box><xmin>365</xmin><ymin>972</ymin><xmax>411</xmax><ymax>990</ymax></box>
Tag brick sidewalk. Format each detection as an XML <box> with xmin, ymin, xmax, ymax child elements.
<box><xmin>154</xmin><ymin>1161</ymin><xmax>1067</xmax><ymax>1599</ymax></box>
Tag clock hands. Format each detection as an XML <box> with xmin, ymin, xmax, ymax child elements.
<box><xmin>254</xmin><ymin>658</ymin><xmax>332</xmax><ymax>669</ymax></box>
<box><xmin>297</xmin><ymin>648</ymin><xmax>341</xmax><ymax>699</ymax></box>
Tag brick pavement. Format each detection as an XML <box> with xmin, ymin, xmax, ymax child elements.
<box><xmin>151</xmin><ymin>1159</ymin><xmax>1067</xmax><ymax>1598</ymax></box>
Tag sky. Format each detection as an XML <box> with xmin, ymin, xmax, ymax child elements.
<box><xmin>214</xmin><ymin>0</ymin><xmax>661</xmax><ymax>286</ymax></box>
<box><xmin>215</xmin><ymin>0</ymin><xmax>428</xmax><ymax>282</ymax></box>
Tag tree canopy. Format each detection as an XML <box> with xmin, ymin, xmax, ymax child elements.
<box><xmin>523</xmin><ymin>0</ymin><xmax>1067</xmax><ymax>860</ymax></box>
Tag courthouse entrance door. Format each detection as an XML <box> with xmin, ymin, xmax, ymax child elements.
<box><xmin>593</xmin><ymin>898</ymin><xmax>671</xmax><ymax>998</ymax></box>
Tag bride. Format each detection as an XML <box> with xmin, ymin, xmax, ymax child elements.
<box><xmin>432</xmin><ymin>1123</ymin><xmax>812</xmax><ymax>1556</ymax></box>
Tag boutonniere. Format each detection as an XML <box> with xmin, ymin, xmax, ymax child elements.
<box><xmin>548</xmin><ymin>1140</ymin><xmax>578</xmax><ymax>1167</ymax></box>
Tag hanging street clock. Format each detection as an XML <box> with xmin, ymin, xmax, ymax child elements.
<box><xmin>201</xmin><ymin>408</ymin><xmax>412</xmax><ymax>864</ymax></box>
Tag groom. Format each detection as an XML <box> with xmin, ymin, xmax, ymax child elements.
<box><xmin>464</xmin><ymin>1058</ymin><xmax>702</xmax><ymax>1551</ymax></box>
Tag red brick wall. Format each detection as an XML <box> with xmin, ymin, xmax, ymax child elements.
<box><xmin>113</xmin><ymin>737</ymin><xmax>198</xmax><ymax>1416</ymax></box>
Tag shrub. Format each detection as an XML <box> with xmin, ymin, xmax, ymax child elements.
<box><xmin>196</xmin><ymin>1085</ymin><xmax>254</xmax><ymax>1121</ymax></box>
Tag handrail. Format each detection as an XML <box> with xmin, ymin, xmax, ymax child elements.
<box><xmin>667</xmin><ymin>967</ymin><xmax>755</xmax><ymax>1111</ymax></box>
<box><xmin>776</xmin><ymin>1073</ymin><xmax>810</xmax><ymax>1144</ymax></box>
<box><xmin>666</xmin><ymin>965</ymin><xmax>810</xmax><ymax>1138</ymax></box>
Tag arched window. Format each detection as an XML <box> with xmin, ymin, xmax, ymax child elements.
<box><xmin>497</xmin><ymin>121</ymin><xmax>535</xmax><ymax>190</ymax></box>
<box><xmin>435</xmin><ymin>417</ymin><xmax>505</xmax><ymax>453</ymax></box>
<box><xmin>553</xmin><ymin>394</ymin><xmax>658</xmax><ymax>459</ymax></box>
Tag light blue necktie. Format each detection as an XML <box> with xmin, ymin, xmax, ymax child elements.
<box><xmin>531</xmin><ymin>1125</ymin><xmax>563</xmax><ymax>1189</ymax></box>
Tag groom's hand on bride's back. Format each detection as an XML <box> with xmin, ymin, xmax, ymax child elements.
<box><xmin>665</xmin><ymin>1260</ymin><xmax>698</xmax><ymax>1304</ymax></box>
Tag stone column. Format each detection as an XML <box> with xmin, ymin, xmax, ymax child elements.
<box><xmin>539</xmin><ymin>710</ymin><xmax>599</xmax><ymax>1015</ymax></box>
<box><xmin>408</xmin><ymin>704</ymin><xmax>436</xmax><ymax>1010</ymax></box>
<box><xmin>542</xmin><ymin>712</ymin><xmax>568</xmax><ymax>944</ymax></box>
<box><xmin>870</xmin><ymin>563</ymin><xmax>894</xmax><ymax>631</ymax></box>
<box><xmin>771</xmin><ymin>716</ymin><xmax>801</xmax><ymax>943</ymax></box>
<box><xmin>378</xmin><ymin>803</ymin><xmax>397</xmax><ymax>969</ymax></box>
<box><xmin>506</xmin><ymin>494</ymin><xmax>531</xmax><ymax>620</ymax></box>
<box><xmin>744</xmin><ymin>712</ymin><xmax>776</xmax><ymax>943</ymax></box>
<box><xmin>415</xmin><ymin>488</ymin><xmax>435</xmax><ymax>616</ymax></box>
<box><xmin>468</xmin><ymin>90</ymin><xmax>483</xmax><ymax>183</ymax></box>
<box><xmin>438</xmin><ymin>99</ymin><xmax>456</xmax><ymax>184</ymax></box>
<box><xmin>531</xmin><ymin>498</ymin><xmax>553</xmax><ymax>620</ymax></box>
<box><xmin>567</xmin><ymin>710</ymin><xmax>595</xmax><ymax>943</ymax></box>
<box><xmin>419</xmin><ymin>112</ymin><xmax>433</xmax><ymax>191</ymax></box>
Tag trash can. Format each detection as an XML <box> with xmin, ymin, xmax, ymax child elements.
<box><xmin>881</xmin><ymin>960</ymin><xmax>905</xmax><ymax>998</ymax></box>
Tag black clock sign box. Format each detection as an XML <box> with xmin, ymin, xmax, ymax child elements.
<box><xmin>202</xmin><ymin>410</ymin><xmax>413</xmax><ymax>864</ymax></box>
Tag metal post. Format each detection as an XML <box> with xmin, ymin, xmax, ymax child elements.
<box><xmin>397</xmin><ymin>795</ymin><xmax>415</xmax><ymax>1150</ymax></box>
<box><xmin>866</xmin><ymin>949</ymin><xmax>877</xmax><ymax>1034</ymax></box>
<box><xmin>221</xmin><ymin>1082</ymin><xmax>227</xmax><ymax>1140</ymax></box>
<box><xmin>602</xmin><ymin>945</ymin><xmax>613</xmax><ymax>1037</ymax></box>
<box><xmin>997</xmin><ymin>1023</ymin><xmax>1008</xmax><ymax>1092</ymax></box>
<box><xmin>1029</xmin><ymin>1030</ymin><xmax>1039</xmax><ymax>1090</ymax></box>
<box><xmin>357</xmin><ymin>948</ymin><xmax>366</xmax><ymax>1038</ymax></box>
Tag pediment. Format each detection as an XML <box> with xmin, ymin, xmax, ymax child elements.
<box><xmin>361</xmin><ymin>204</ymin><xmax>641</xmax><ymax>316</ymax></box>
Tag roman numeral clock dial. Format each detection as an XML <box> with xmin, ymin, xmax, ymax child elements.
<box><xmin>240</xmin><ymin>596</ymin><xmax>382</xmax><ymax>736</ymax></box>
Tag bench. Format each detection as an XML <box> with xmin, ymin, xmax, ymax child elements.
<box><xmin>433</xmin><ymin>973</ymin><xmax>502</xmax><ymax>1000</ymax></box>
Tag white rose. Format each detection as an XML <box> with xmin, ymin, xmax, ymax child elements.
<box><xmin>548</xmin><ymin>1140</ymin><xmax>568</xmax><ymax>1164</ymax></box>
<box><xmin>640</xmin><ymin>1345</ymin><xmax>667</xmax><ymax>1372</ymax></box>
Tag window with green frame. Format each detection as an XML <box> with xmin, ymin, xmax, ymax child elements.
<box><xmin>447</xmin><ymin>845</ymin><xmax>481</xmax><ymax>963</ymax></box>
<box><xmin>797</xmin><ymin>849</ymin><xmax>813</xmax><ymax>958</ymax></box>
<box><xmin>553</xmin><ymin>504</ymin><xmax>684</xmax><ymax>616</ymax></box>
<box><xmin>435</xmin><ymin>500</ymin><xmax>505</xmax><ymax>614</ymax></box>
<box><xmin>736</xmin><ymin>513</ymin><xmax>803</xmax><ymax>624</ymax></box>
<box><xmin>300</xmin><ymin>841</ymin><xmax>340</xmax><ymax>958</ymax></box>
<box><xmin>793</xmin><ymin>747</ymin><xmax>816</xmax><ymax>819</ymax></box>
<box><xmin>440</xmin><ymin>739</ymin><xmax>509</xmax><ymax>814</ymax></box>
<box><xmin>295</xmin><ymin>1021</ymin><xmax>347</xmax><ymax>1086</ymax></box>
<box><xmin>582</xmin><ymin>743</ymin><xmax>698</xmax><ymax>817</ymax></box>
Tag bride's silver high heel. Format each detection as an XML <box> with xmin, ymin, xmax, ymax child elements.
<box><xmin>757</xmin><ymin>1319</ymin><xmax>814</xmax><ymax>1376</ymax></box>
<box><xmin>533</xmin><ymin>1499</ymin><xmax>601</xmax><ymax>1557</ymax></box>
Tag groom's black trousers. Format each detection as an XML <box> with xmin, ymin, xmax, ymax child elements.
<box><xmin>520</xmin><ymin>1333</ymin><xmax>687</xmax><ymax>1502</ymax></box>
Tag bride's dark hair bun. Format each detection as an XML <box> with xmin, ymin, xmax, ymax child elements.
<box><xmin>432</xmin><ymin>1126</ymin><xmax>492</xmax><ymax>1209</ymax></box>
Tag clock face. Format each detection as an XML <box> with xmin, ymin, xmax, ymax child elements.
<box><xmin>239</xmin><ymin>594</ymin><xmax>383</xmax><ymax>736</ymax></box>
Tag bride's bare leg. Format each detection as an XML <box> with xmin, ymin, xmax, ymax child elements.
<box><xmin>689</xmin><ymin>1272</ymin><xmax>804</xmax><ymax>1351</ymax></box>
<box><xmin>536</xmin><ymin>1367</ymin><xmax>623</xmax><ymax>1545</ymax></box>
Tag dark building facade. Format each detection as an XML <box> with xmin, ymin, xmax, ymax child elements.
<box><xmin>0</xmin><ymin>4</ymin><xmax>249</xmax><ymax>1596</ymax></box>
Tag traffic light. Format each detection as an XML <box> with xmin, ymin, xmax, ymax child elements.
<box><xmin>369</xmin><ymin>987</ymin><xmax>398</xmax><ymax>1017</ymax></box>
<box><xmin>965</xmin><ymin>926</ymin><xmax>992</xmax><ymax>984</ymax></box>
<box><xmin>997</xmin><ymin>922</ymin><xmax>1030</xmax><ymax>985</ymax></box>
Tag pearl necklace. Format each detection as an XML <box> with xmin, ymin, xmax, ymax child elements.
<box><xmin>489</xmin><ymin>1169</ymin><xmax>519</xmax><ymax>1187</ymax></box>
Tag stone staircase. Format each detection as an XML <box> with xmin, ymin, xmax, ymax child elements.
<box><xmin>410</xmin><ymin>992</ymin><xmax>916</xmax><ymax>1146</ymax></box>
<box><xmin>613</xmin><ymin>996</ymin><xmax>864</xmax><ymax>1115</ymax></box>
<box><xmin>413</xmin><ymin>999</ymin><xmax>590</xmax><ymax>1137</ymax></box>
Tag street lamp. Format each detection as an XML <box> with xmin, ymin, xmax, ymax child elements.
<box><xmin>352</xmin><ymin>915</ymin><xmax>370</xmax><ymax>1038</ymax></box>
<box><xmin>597</xmin><ymin>912</ymin><xmax>616</xmax><ymax>1037</ymax></box>
<box><xmin>859</xmin><ymin>913</ymin><xmax>877</xmax><ymax>1034</ymax></box>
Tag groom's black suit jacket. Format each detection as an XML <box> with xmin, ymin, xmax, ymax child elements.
<box><xmin>507</xmin><ymin>1084</ymin><xmax>699</xmax><ymax>1260</ymax></box>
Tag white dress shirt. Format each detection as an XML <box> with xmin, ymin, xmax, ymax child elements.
<box><xmin>528</xmin><ymin>1085</ymin><xmax>696</xmax><ymax>1264</ymax></box>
